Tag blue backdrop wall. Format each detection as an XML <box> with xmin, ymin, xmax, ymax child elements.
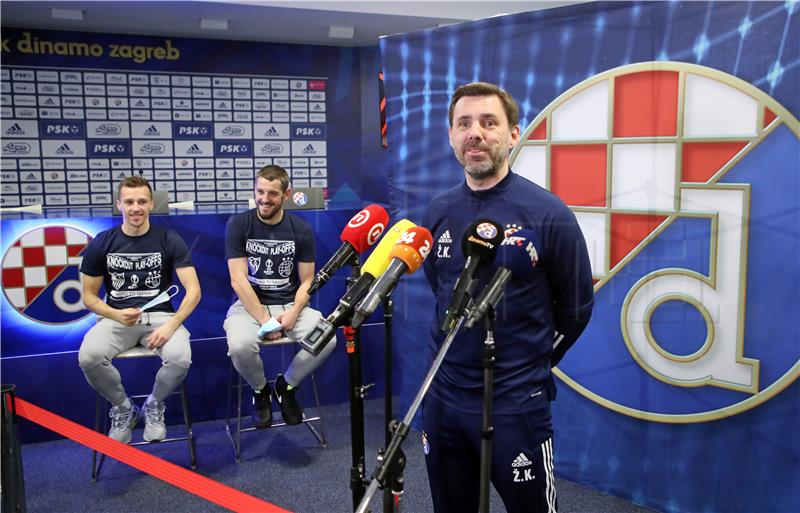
<box><xmin>379</xmin><ymin>2</ymin><xmax>799</xmax><ymax>513</ymax></box>
<box><xmin>0</xmin><ymin>28</ymin><xmax>392</xmax><ymax>442</ymax></box>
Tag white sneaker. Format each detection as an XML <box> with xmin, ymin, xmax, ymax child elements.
<box><xmin>142</xmin><ymin>399</ymin><xmax>166</xmax><ymax>442</ymax></box>
<box><xmin>108</xmin><ymin>401</ymin><xmax>140</xmax><ymax>444</ymax></box>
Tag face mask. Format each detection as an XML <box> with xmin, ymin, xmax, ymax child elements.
<box><xmin>139</xmin><ymin>285</ymin><xmax>179</xmax><ymax>312</ymax></box>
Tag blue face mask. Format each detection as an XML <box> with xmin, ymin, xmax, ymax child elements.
<box><xmin>139</xmin><ymin>284</ymin><xmax>179</xmax><ymax>312</ymax></box>
<box><xmin>257</xmin><ymin>318</ymin><xmax>283</xmax><ymax>339</ymax></box>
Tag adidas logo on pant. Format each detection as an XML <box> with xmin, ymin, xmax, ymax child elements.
<box><xmin>512</xmin><ymin>452</ymin><xmax>533</xmax><ymax>468</ymax></box>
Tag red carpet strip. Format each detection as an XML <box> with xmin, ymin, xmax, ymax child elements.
<box><xmin>14</xmin><ymin>397</ymin><xmax>291</xmax><ymax>513</ymax></box>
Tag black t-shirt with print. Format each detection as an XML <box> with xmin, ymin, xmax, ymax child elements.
<box><xmin>80</xmin><ymin>224</ymin><xmax>193</xmax><ymax>312</ymax></box>
<box><xmin>225</xmin><ymin>209</ymin><xmax>314</xmax><ymax>305</ymax></box>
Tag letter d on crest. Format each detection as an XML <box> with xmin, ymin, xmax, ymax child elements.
<box><xmin>621</xmin><ymin>186</ymin><xmax>759</xmax><ymax>393</ymax></box>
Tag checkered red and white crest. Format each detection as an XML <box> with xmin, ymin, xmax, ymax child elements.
<box><xmin>511</xmin><ymin>61</ymin><xmax>800</xmax><ymax>422</ymax></box>
<box><xmin>1</xmin><ymin>226</ymin><xmax>92</xmax><ymax>319</ymax></box>
<box><xmin>512</xmin><ymin>62</ymin><xmax>783</xmax><ymax>284</ymax></box>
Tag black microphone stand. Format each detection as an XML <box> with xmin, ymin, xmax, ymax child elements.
<box><xmin>342</xmin><ymin>260</ymin><xmax>374</xmax><ymax>512</ymax></box>
<box><xmin>478</xmin><ymin>306</ymin><xmax>496</xmax><ymax>513</ymax></box>
<box><xmin>355</xmin><ymin>315</ymin><xmax>468</xmax><ymax>513</ymax></box>
<box><xmin>381</xmin><ymin>296</ymin><xmax>399</xmax><ymax>513</ymax></box>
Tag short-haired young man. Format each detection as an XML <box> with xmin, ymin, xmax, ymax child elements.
<box><xmin>79</xmin><ymin>177</ymin><xmax>201</xmax><ymax>443</ymax></box>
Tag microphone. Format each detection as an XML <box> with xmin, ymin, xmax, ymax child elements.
<box><xmin>299</xmin><ymin>219</ymin><xmax>416</xmax><ymax>355</ymax></box>
<box><xmin>464</xmin><ymin>229</ymin><xmax>540</xmax><ymax>329</ymax></box>
<box><xmin>440</xmin><ymin>219</ymin><xmax>504</xmax><ymax>332</ymax></box>
<box><xmin>350</xmin><ymin>226</ymin><xmax>433</xmax><ymax>329</ymax></box>
<box><xmin>307</xmin><ymin>204</ymin><xmax>389</xmax><ymax>296</ymax></box>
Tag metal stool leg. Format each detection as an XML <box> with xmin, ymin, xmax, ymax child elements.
<box><xmin>303</xmin><ymin>372</ymin><xmax>327</xmax><ymax>447</ymax></box>
<box><xmin>224</xmin><ymin>361</ymin><xmax>242</xmax><ymax>462</ymax></box>
<box><xmin>235</xmin><ymin>374</ymin><xmax>243</xmax><ymax>463</ymax></box>
<box><xmin>91</xmin><ymin>392</ymin><xmax>104</xmax><ymax>481</ymax></box>
<box><xmin>178</xmin><ymin>382</ymin><xmax>196</xmax><ymax>469</ymax></box>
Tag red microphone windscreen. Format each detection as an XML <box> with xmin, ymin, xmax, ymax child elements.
<box><xmin>341</xmin><ymin>204</ymin><xmax>389</xmax><ymax>253</ymax></box>
<box><xmin>389</xmin><ymin>226</ymin><xmax>433</xmax><ymax>273</ymax></box>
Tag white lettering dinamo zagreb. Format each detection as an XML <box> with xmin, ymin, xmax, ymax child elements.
<box><xmin>246</xmin><ymin>239</ymin><xmax>295</xmax><ymax>256</ymax></box>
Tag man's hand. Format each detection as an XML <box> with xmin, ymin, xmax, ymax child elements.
<box><xmin>146</xmin><ymin>322</ymin><xmax>177</xmax><ymax>349</ymax></box>
<box><xmin>115</xmin><ymin>308</ymin><xmax>142</xmax><ymax>327</ymax></box>
<box><xmin>258</xmin><ymin>316</ymin><xmax>284</xmax><ymax>341</ymax></box>
<box><xmin>275</xmin><ymin>309</ymin><xmax>299</xmax><ymax>333</ymax></box>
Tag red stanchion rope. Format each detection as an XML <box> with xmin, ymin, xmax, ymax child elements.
<box><xmin>14</xmin><ymin>397</ymin><xmax>291</xmax><ymax>513</ymax></box>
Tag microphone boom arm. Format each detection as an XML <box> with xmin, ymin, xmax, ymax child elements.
<box><xmin>356</xmin><ymin>314</ymin><xmax>468</xmax><ymax>513</ymax></box>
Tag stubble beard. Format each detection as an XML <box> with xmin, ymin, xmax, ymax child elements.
<box><xmin>257</xmin><ymin>203</ymin><xmax>281</xmax><ymax>222</ymax></box>
<box><xmin>456</xmin><ymin>138</ymin><xmax>510</xmax><ymax>181</ymax></box>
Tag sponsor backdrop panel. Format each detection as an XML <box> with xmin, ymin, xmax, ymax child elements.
<box><xmin>1</xmin><ymin>27</ymin><xmax>364</xmax><ymax>208</ymax></box>
<box><xmin>380</xmin><ymin>2</ymin><xmax>798</xmax><ymax>513</ymax></box>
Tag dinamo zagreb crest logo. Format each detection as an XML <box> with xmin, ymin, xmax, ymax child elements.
<box><xmin>511</xmin><ymin>62</ymin><xmax>800</xmax><ymax>422</ymax></box>
<box><xmin>1</xmin><ymin>225</ymin><xmax>93</xmax><ymax>324</ymax></box>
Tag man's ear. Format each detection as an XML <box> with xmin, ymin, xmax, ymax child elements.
<box><xmin>509</xmin><ymin>124</ymin><xmax>521</xmax><ymax>149</ymax></box>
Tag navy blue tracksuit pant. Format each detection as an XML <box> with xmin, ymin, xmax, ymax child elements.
<box><xmin>423</xmin><ymin>393</ymin><xmax>557</xmax><ymax>513</ymax></box>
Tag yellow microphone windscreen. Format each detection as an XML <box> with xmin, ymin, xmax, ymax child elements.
<box><xmin>361</xmin><ymin>219</ymin><xmax>416</xmax><ymax>278</ymax></box>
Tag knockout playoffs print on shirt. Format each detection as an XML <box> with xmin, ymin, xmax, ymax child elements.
<box><xmin>245</xmin><ymin>238</ymin><xmax>295</xmax><ymax>292</ymax></box>
<box><xmin>79</xmin><ymin>223</ymin><xmax>192</xmax><ymax>312</ymax></box>
<box><xmin>105</xmin><ymin>251</ymin><xmax>164</xmax><ymax>302</ymax></box>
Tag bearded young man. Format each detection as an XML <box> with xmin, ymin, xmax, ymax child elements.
<box><xmin>421</xmin><ymin>82</ymin><xmax>595</xmax><ymax>513</ymax></box>
<box><xmin>224</xmin><ymin>165</ymin><xmax>333</xmax><ymax>428</ymax></box>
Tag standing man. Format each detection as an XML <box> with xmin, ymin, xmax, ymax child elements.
<box><xmin>421</xmin><ymin>82</ymin><xmax>595</xmax><ymax>513</ymax></box>
<box><xmin>224</xmin><ymin>165</ymin><xmax>333</xmax><ymax>428</ymax></box>
<box><xmin>79</xmin><ymin>176</ymin><xmax>201</xmax><ymax>444</ymax></box>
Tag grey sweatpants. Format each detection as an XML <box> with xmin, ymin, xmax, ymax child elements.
<box><xmin>224</xmin><ymin>300</ymin><xmax>335</xmax><ymax>391</ymax></box>
<box><xmin>78</xmin><ymin>312</ymin><xmax>192</xmax><ymax>406</ymax></box>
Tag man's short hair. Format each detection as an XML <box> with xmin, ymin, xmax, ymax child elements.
<box><xmin>256</xmin><ymin>164</ymin><xmax>290</xmax><ymax>192</ymax></box>
<box><xmin>117</xmin><ymin>175</ymin><xmax>152</xmax><ymax>199</ymax></box>
<box><xmin>448</xmin><ymin>82</ymin><xmax>520</xmax><ymax>128</ymax></box>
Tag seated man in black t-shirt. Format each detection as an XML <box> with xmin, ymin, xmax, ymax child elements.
<box><xmin>224</xmin><ymin>165</ymin><xmax>333</xmax><ymax>427</ymax></box>
<box><xmin>79</xmin><ymin>176</ymin><xmax>201</xmax><ymax>444</ymax></box>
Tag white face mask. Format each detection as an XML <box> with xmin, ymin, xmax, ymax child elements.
<box><xmin>139</xmin><ymin>285</ymin><xmax>179</xmax><ymax>312</ymax></box>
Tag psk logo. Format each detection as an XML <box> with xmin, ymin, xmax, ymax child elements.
<box><xmin>1</xmin><ymin>226</ymin><xmax>93</xmax><ymax>324</ymax></box>
<box><xmin>511</xmin><ymin>62</ymin><xmax>800</xmax><ymax>423</ymax></box>
<box><xmin>476</xmin><ymin>222</ymin><xmax>498</xmax><ymax>239</ymax></box>
<box><xmin>292</xmin><ymin>192</ymin><xmax>308</xmax><ymax>206</ymax></box>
